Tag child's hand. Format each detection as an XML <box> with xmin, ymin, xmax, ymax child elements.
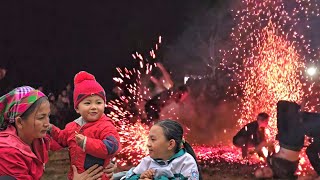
<box><xmin>47</xmin><ymin>124</ymin><xmax>53</xmax><ymax>132</ymax></box>
<box><xmin>75</xmin><ymin>131</ymin><xmax>86</xmax><ymax>147</ymax></box>
<box><xmin>140</xmin><ymin>169</ymin><xmax>155</xmax><ymax>179</ymax></box>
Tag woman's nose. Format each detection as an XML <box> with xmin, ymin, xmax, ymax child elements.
<box><xmin>44</xmin><ymin>116</ymin><xmax>50</xmax><ymax>126</ymax></box>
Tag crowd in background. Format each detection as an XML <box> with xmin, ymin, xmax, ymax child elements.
<box><xmin>0</xmin><ymin>64</ymin><xmax>231</xmax><ymax>135</ymax></box>
<box><xmin>45</xmin><ymin>83</ymin><xmax>77</xmax><ymax>129</ymax></box>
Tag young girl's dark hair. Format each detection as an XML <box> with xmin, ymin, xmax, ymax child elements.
<box><xmin>155</xmin><ymin>119</ymin><xmax>202</xmax><ymax>180</ymax></box>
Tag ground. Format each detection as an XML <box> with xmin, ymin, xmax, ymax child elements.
<box><xmin>43</xmin><ymin>149</ymin><xmax>319</xmax><ymax>180</ymax></box>
<box><xmin>42</xmin><ymin>149</ymin><xmax>259</xmax><ymax>180</ymax></box>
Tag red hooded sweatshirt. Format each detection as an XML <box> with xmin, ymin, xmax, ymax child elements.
<box><xmin>0</xmin><ymin>126</ymin><xmax>49</xmax><ymax>180</ymax></box>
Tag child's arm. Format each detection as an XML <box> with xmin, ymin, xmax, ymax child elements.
<box><xmin>49</xmin><ymin>124</ymin><xmax>71</xmax><ymax>147</ymax></box>
<box><xmin>45</xmin><ymin>134</ymin><xmax>63</xmax><ymax>151</ymax></box>
<box><xmin>125</xmin><ymin>157</ymin><xmax>150</xmax><ymax>180</ymax></box>
<box><xmin>83</xmin><ymin>122</ymin><xmax>121</xmax><ymax>159</ymax></box>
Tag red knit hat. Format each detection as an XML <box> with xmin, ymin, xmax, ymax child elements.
<box><xmin>73</xmin><ymin>71</ymin><xmax>106</xmax><ymax>109</ymax></box>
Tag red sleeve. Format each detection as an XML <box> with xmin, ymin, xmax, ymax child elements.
<box><xmin>0</xmin><ymin>148</ymin><xmax>34</xmax><ymax>180</ymax></box>
<box><xmin>50</xmin><ymin>123</ymin><xmax>73</xmax><ymax>147</ymax></box>
<box><xmin>85</xmin><ymin>122</ymin><xmax>121</xmax><ymax>159</ymax></box>
<box><xmin>48</xmin><ymin>136</ymin><xmax>63</xmax><ymax>151</ymax></box>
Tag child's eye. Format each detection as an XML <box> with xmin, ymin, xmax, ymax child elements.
<box><xmin>97</xmin><ymin>101</ymin><xmax>103</xmax><ymax>104</ymax></box>
<box><xmin>84</xmin><ymin>102</ymin><xmax>90</xmax><ymax>105</ymax></box>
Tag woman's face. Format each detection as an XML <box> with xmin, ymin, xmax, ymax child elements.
<box><xmin>18</xmin><ymin>100</ymin><xmax>51</xmax><ymax>143</ymax></box>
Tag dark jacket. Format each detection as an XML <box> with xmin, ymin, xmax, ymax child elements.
<box><xmin>234</xmin><ymin>121</ymin><xmax>265</xmax><ymax>146</ymax></box>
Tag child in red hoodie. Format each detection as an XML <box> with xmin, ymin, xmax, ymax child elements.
<box><xmin>50</xmin><ymin>71</ymin><xmax>121</xmax><ymax>180</ymax></box>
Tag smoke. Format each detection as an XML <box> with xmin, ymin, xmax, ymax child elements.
<box><xmin>160</xmin><ymin>0</ymin><xmax>320</xmax><ymax>145</ymax></box>
<box><xmin>158</xmin><ymin>79</ymin><xmax>240</xmax><ymax>146</ymax></box>
<box><xmin>181</xmin><ymin>98</ymin><xmax>239</xmax><ymax>146</ymax></box>
<box><xmin>162</xmin><ymin>0</ymin><xmax>235</xmax><ymax>82</ymax></box>
<box><xmin>158</xmin><ymin>0</ymin><xmax>240</xmax><ymax>145</ymax></box>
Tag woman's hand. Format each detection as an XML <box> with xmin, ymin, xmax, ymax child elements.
<box><xmin>104</xmin><ymin>162</ymin><xmax>117</xmax><ymax>179</ymax></box>
<box><xmin>72</xmin><ymin>164</ymin><xmax>104</xmax><ymax>180</ymax></box>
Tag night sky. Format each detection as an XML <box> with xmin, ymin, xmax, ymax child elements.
<box><xmin>0</xmin><ymin>1</ymin><xmax>214</xmax><ymax>94</ymax></box>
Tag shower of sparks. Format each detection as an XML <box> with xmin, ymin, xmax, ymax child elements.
<box><xmin>236</xmin><ymin>21</ymin><xmax>305</xmax><ymax>138</ymax></box>
<box><xmin>106</xmin><ymin>1</ymin><xmax>320</xmax><ymax>175</ymax></box>
<box><xmin>107</xmin><ymin>36</ymin><xmax>181</xmax><ymax>166</ymax></box>
<box><xmin>107</xmin><ymin>37</ymin><xmax>159</xmax><ymax>166</ymax></box>
<box><xmin>220</xmin><ymin>0</ymin><xmax>320</xmax><ymax>173</ymax></box>
<box><xmin>221</xmin><ymin>0</ymin><xmax>320</xmax><ymax>132</ymax></box>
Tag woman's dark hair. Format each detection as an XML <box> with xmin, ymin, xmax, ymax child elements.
<box><xmin>155</xmin><ymin>119</ymin><xmax>202</xmax><ymax>180</ymax></box>
<box><xmin>20</xmin><ymin>97</ymin><xmax>49</xmax><ymax>120</ymax></box>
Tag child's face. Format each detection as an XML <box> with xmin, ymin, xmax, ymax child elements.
<box><xmin>147</xmin><ymin>125</ymin><xmax>174</xmax><ymax>160</ymax></box>
<box><xmin>76</xmin><ymin>95</ymin><xmax>105</xmax><ymax>122</ymax></box>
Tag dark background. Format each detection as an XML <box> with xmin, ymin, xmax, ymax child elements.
<box><xmin>0</xmin><ymin>0</ymin><xmax>217</xmax><ymax>94</ymax></box>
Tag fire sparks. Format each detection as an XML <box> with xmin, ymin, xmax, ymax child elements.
<box><xmin>107</xmin><ymin>37</ymin><xmax>161</xmax><ymax>165</ymax></box>
<box><xmin>105</xmin><ymin>0</ymin><xmax>320</xmax><ymax>176</ymax></box>
<box><xmin>222</xmin><ymin>0</ymin><xmax>320</xmax><ymax>137</ymax></box>
<box><xmin>194</xmin><ymin>145</ymin><xmax>263</xmax><ymax>167</ymax></box>
<box><xmin>107</xmin><ymin>36</ymin><xmax>181</xmax><ymax>166</ymax></box>
<box><xmin>236</xmin><ymin>21</ymin><xmax>305</xmax><ymax>138</ymax></box>
<box><xmin>221</xmin><ymin>0</ymin><xmax>320</xmax><ymax>174</ymax></box>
